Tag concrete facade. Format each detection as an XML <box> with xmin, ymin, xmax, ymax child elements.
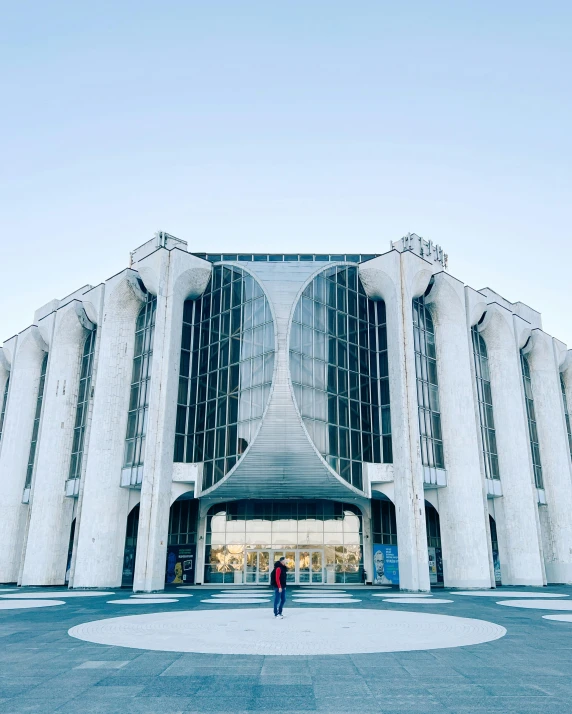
<box><xmin>1</xmin><ymin>232</ymin><xmax>571</xmax><ymax>591</ymax></box>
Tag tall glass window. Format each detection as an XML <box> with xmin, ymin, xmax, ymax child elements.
<box><xmin>561</xmin><ymin>374</ymin><xmax>572</xmax><ymax>462</ymax></box>
<box><xmin>175</xmin><ymin>265</ymin><xmax>275</xmax><ymax>491</ymax></box>
<box><xmin>413</xmin><ymin>296</ymin><xmax>444</xmax><ymax>469</ymax></box>
<box><xmin>371</xmin><ymin>497</ymin><xmax>397</xmax><ymax>545</ymax></box>
<box><xmin>68</xmin><ymin>329</ymin><xmax>96</xmax><ymax>481</ymax></box>
<box><xmin>24</xmin><ymin>353</ymin><xmax>48</xmax><ymax>489</ymax></box>
<box><xmin>520</xmin><ymin>352</ymin><xmax>543</xmax><ymax>489</ymax></box>
<box><xmin>0</xmin><ymin>376</ymin><xmax>9</xmax><ymax>444</ymax></box>
<box><xmin>123</xmin><ymin>294</ymin><xmax>156</xmax><ymax>485</ymax></box>
<box><xmin>471</xmin><ymin>327</ymin><xmax>500</xmax><ymax>480</ymax></box>
<box><xmin>290</xmin><ymin>265</ymin><xmax>391</xmax><ymax>492</ymax></box>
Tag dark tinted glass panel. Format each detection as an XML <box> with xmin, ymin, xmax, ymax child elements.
<box><xmin>471</xmin><ymin>327</ymin><xmax>500</xmax><ymax>480</ymax></box>
<box><xmin>68</xmin><ymin>329</ymin><xmax>97</xmax><ymax>481</ymax></box>
<box><xmin>521</xmin><ymin>352</ymin><xmax>543</xmax><ymax>489</ymax></box>
<box><xmin>25</xmin><ymin>352</ymin><xmax>49</xmax><ymax>488</ymax></box>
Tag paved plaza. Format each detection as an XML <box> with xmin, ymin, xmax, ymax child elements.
<box><xmin>0</xmin><ymin>585</ymin><xmax>571</xmax><ymax>713</ymax></box>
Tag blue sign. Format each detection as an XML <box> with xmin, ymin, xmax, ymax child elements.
<box><xmin>372</xmin><ymin>544</ymin><xmax>399</xmax><ymax>585</ymax></box>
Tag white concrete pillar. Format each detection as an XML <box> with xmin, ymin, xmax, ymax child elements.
<box><xmin>132</xmin><ymin>248</ymin><xmax>210</xmax><ymax>592</ymax></box>
<box><xmin>0</xmin><ymin>348</ymin><xmax>11</xmax><ymax>457</ymax></box>
<box><xmin>477</xmin><ymin>305</ymin><xmax>544</xmax><ymax>585</ymax></box>
<box><xmin>525</xmin><ymin>331</ymin><xmax>572</xmax><ymax>583</ymax></box>
<box><xmin>0</xmin><ymin>329</ymin><xmax>48</xmax><ymax>583</ymax></box>
<box><xmin>424</xmin><ymin>273</ymin><xmax>491</xmax><ymax>588</ymax></box>
<box><xmin>560</xmin><ymin>350</ymin><xmax>572</xmax><ymax>473</ymax></box>
<box><xmin>72</xmin><ymin>270</ymin><xmax>146</xmax><ymax>588</ymax></box>
<box><xmin>360</xmin><ymin>249</ymin><xmax>433</xmax><ymax>592</ymax></box>
<box><xmin>20</xmin><ymin>301</ymin><xmax>94</xmax><ymax>586</ymax></box>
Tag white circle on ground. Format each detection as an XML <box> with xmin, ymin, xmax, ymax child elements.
<box><xmin>131</xmin><ymin>594</ymin><xmax>193</xmax><ymax>599</ymax></box>
<box><xmin>107</xmin><ymin>599</ymin><xmax>179</xmax><ymax>605</ymax></box>
<box><xmin>291</xmin><ymin>593</ymin><xmax>353</xmax><ymax>598</ymax></box>
<box><xmin>292</xmin><ymin>590</ymin><xmax>347</xmax><ymax>594</ymax></box>
<box><xmin>543</xmin><ymin>614</ymin><xmax>572</xmax><ymax>622</ymax></box>
<box><xmin>68</xmin><ymin>607</ymin><xmax>506</xmax><ymax>655</ymax></box>
<box><xmin>497</xmin><ymin>600</ymin><xmax>572</xmax><ymax>610</ymax></box>
<box><xmin>212</xmin><ymin>592</ymin><xmax>270</xmax><ymax>597</ymax></box>
<box><xmin>293</xmin><ymin>598</ymin><xmax>361</xmax><ymax>604</ymax></box>
<box><xmin>0</xmin><ymin>591</ymin><xmax>114</xmax><ymax>599</ymax></box>
<box><xmin>200</xmin><ymin>598</ymin><xmax>271</xmax><ymax>604</ymax></box>
<box><xmin>373</xmin><ymin>593</ymin><xmax>433</xmax><ymax>598</ymax></box>
<box><xmin>383</xmin><ymin>598</ymin><xmax>453</xmax><ymax>604</ymax></box>
<box><xmin>455</xmin><ymin>591</ymin><xmax>567</xmax><ymax>598</ymax></box>
<box><xmin>0</xmin><ymin>600</ymin><xmax>66</xmax><ymax>610</ymax></box>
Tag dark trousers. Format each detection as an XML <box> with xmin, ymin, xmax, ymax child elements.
<box><xmin>273</xmin><ymin>588</ymin><xmax>286</xmax><ymax>615</ymax></box>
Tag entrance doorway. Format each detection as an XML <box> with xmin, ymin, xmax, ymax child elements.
<box><xmin>244</xmin><ymin>549</ymin><xmax>327</xmax><ymax>585</ymax></box>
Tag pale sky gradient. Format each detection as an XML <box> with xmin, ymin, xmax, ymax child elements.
<box><xmin>1</xmin><ymin>2</ymin><xmax>571</xmax><ymax>345</ymax></box>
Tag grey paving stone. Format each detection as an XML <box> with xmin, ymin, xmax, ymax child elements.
<box><xmin>75</xmin><ymin>660</ymin><xmax>130</xmax><ymax>669</ymax></box>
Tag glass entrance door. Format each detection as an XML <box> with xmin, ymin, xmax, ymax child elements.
<box><xmin>245</xmin><ymin>549</ymin><xmax>325</xmax><ymax>584</ymax></box>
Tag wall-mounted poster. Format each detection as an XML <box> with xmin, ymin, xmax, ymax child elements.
<box><xmin>372</xmin><ymin>544</ymin><xmax>399</xmax><ymax>585</ymax></box>
<box><xmin>165</xmin><ymin>545</ymin><xmax>196</xmax><ymax>585</ymax></box>
<box><xmin>428</xmin><ymin>546</ymin><xmax>438</xmax><ymax>584</ymax></box>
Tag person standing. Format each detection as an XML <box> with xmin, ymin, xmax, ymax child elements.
<box><xmin>271</xmin><ymin>556</ymin><xmax>287</xmax><ymax>618</ymax></box>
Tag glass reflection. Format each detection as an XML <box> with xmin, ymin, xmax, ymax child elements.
<box><xmin>205</xmin><ymin>499</ymin><xmax>363</xmax><ymax>584</ymax></box>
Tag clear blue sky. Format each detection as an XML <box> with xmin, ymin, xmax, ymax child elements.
<box><xmin>1</xmin><ymin>2</ymin><xmax>571</xmax><ymax>345</ymax></box>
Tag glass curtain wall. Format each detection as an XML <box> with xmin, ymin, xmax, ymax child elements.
<box><xmin>413</xmin><ymin>296</ymin><xmax>444</xmax><ymax>469</ymax></box>
<box><xmin>425</xmin><ymin>501</ymin><xmax>444</xmax><ymax>585</ymax></box>
<box><xmin>290</xmin><ymin>265</ymin><xmax>392</xmax><ymax>491</ymax></box>
<box><xmin>166</xmin><ymin>498</ymin><xmax>199</xmax><ymax>585</ymax></box>
<box><xmin>24</xmin><ymin>353</ymin><xmax>48</xmax><ymax>490</ymax></box>
<box><xmin>471</xmin><ymin>327</ymin><xmax>500</xmax><ymax>480</ymax></box>
<box><xmin>520</xmin><ymin>352</ymin><xmax>544</xmax><ymax>489</ymax></box>
<box><xmin>68</xmin><ymin>329</ymin><xmax>96</xmax><ymax>482</ymax></box>
<box><xmin>560</xmin><ymin>374</ymin><xmax>572</xmax><ymax>462</ymax></box>
<box><xmin>121</xmin><ymin>505</ymin><xmax>140</xmax><ymax>587</ymax></box>
<box><xmin>123</xmin><ymin>294</ymin><xmax>156</xmax><ymax>487</ymax></box>
<box><xmin>371</xmin><ymin>498</ymin><xmax>397</xmax><ymax>545</ymax></box>
<box><xmin>205</xmin><ymin>500</ymin><xmax>363</xmax><ymax>584</ymax></box>
<box><xmin>0</xmin><ymin>376</ymin><xmax>9</xmax><ymax>443</ymax></box>
<box><xmin>174</xmin><ymin>265</ymin><xmax>275</xmax><ymax>490</ymax></box>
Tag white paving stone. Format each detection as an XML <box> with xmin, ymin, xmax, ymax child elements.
<box><xmin>107</xmin><ymin>599</ymin><xmax>179</xmax><ymax>605</ymax></box>
<box><xmin>543</xmin><ymin>614</ymin><xmax>572</xmax><ymax>622</ymax></box>
<box><xmin>212</xmin><ymin>592</ymin><xmax>271</xmax><ymax>598</ymax></box>
<box><xmin>291</xmin><ymin>593</ymin><xmax>353</xmax><ymax>598</ymax></box>
<box><xmin>497</xmin><ymin>600</ymin><xmax>572</xmax><ymax>610</ymax></box>
<box><xmin>131</xmin><ymin>594</ymin><xmax>193</xmax><ymax>598</ymax></box>
<box><xmin>455</xmin><ymin>591</ymin><xmax>568</xmax><ymax>598</ymax></box>
<box><xmin>68</xmin><ymin>607</ymin><xmax>506</xmax><ymax>655</ymax></box>
<box><xmin>383</xmin><ymin>598</ymin><xmax>453</xmax><ymax>604</ymax></box>
<box><xmin>0</xmin><ymin>600</ymin><xmax>66</xmax><ymax>610</ymax></box>
<box><xmin>0</xmin><ymin>591</ymin><xmax>114</xmax><ymax>599</ymax></box>
<box><xmin>293</xmin><ymin>598</ymin><xmax>361</xmax><ymax>604</ymax></box>
<box><xmin>201</xmin><ymin>597</ymin><xmax>270</xmax><ymax>605</ymax></box>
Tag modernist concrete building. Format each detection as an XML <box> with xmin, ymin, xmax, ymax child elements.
<box><xmin>1</xmin><ymin>232</ymin><xmax>571</xmax><ymax>592</ymax></box>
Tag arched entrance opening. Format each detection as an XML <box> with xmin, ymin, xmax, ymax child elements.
<box><xmin>65</xmin><ymin>518</ymin><xmax>76</xmax><ymax>584</ymax></box>
<box><xmin>371</xmin><ymin>494</ymin><xmax>398</xmax><ymax>586</ymax></box>
<box><xmin>121</xmin><ymin>504</ymin><xmax>139</xmax><ymax>587</ymax></box>
<box><xmin>205</xmin><ymin>500</ymin><xmax>363</xmax><ymax>585</ymax></box>
<box><xmin>425</xmin><ymin>501</ymin><xmax>443</xmax><ymax>586</ymax></box>
<box><xmin>489</xmin><ymin>515</ymin><xmax>502</xmax><ymax>586</ymax></box>
<box><xmin>166</xmin><ymin>495</ymin><xmax>199</xmax><ymax>585</ymax></box>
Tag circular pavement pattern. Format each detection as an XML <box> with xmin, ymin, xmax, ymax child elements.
<box><xmin>383</xmin><ymin>598</ymin><xmax>453</xmax><ymax>604</ymax></box>
<box><xmin>0</xmin><ymin>591</ymin><xmax>114</xmax><ymax>599</ymax></box>
<box><xmin>68</xmin><ymin>608</ymin><xmax>506</xmax><ymax>655</ymax></box>
<box><xmin>455</xmin><ymin>591</ymin><xmax>567</xmax><ymax>598</ymax></box>
<box><xmin>211</xmin><ymin>593</ymin><xmax>271</xmax><ymax>598</ymax></box>
<box><xmin>292</xmin><ymin>598</ymin><xmax>362</xmax><ymax>604</ymax></box>
<box><xmin>0</xmin><ymin>600</ymin><xmax>66</xmax><ymax>610</ymax></box>
<box><xmin>497</xmin><ymin>600</ymin><xmax>572</xmax><ymax>610</ymax></box>
<box><xmin>543</xmin><ymin>614</ymin><xmax>572</xmax><ymax>623</ymax></box>
<box><xmin>131</xmin><ymin>594</ymin><xmax>193</xmax><ymax>599</ymax></box>
<box><xmin>200</xmin><ymin>598</ymin><xmax>271</xmax><ymax>604</ymax></box>
<box><xmin>108</xmin><ymin>599</ymin><xmax>179</xmax><ymax>605</ymax></box>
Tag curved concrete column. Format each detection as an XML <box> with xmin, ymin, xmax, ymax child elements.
<box><xmin>72</xmin><ymin>270</ymin><xmax>146</xmax><ymax>588</ymax></box>
<box><xmin>424</xmin><ymin>273</ymin><xmax>491</xmax><ymax>588</ymax></box>
<box><xmin>360</xmin><ymin>249</ymin><xmax>433</xmax><ymax>591</ymax></box>
<box><xmin>20</xmin><ymin>302</ymin><xmax>94</xmax><ymax>586</ymax></box>
<box><xmin>133</xmin><ymin>248</ymin><xmax>211</xmax><ymax>592</ymax></box>
<box><xmin>0</xmin><ymin>348</ymin><xmax>11</xmax><ymax>457</ymax></box>
<box><xmin>0</xmin><ymin>328</ymin><xmax>48</xmax><ymax>583</ymax></box>
<box><xmin>560</xmin><ymin>350</ymin><xmax>572</xmax><ymax>471</ymax></box>
<box><xmin>477</xmin><ymin>305</ymin><xmax>544</xmax><ymax>585</ymax></box>
<box><xmin>526</xmin><ymin>331</ymin><xmax>572</xmax><ymax>583</ymax></box>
